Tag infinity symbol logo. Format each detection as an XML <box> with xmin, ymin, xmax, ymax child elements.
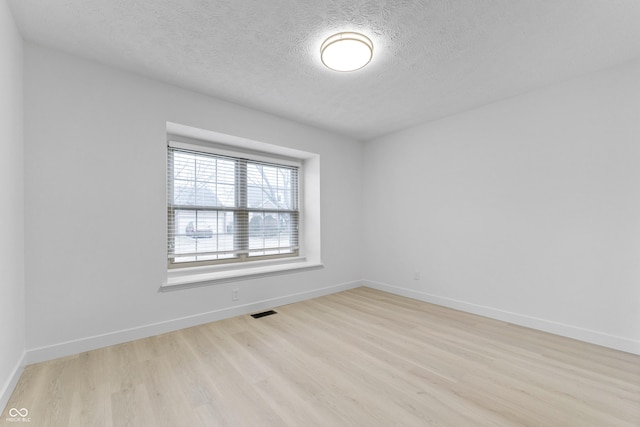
<box><xmin>9</xmin><ymin>408</ymin><xmax>28</xmax><ymax>417</ymax></box>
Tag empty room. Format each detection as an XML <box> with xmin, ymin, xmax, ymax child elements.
<box><xmin>1</xmin><ymin>0</ymin><xmax>639</xmax><ymax>426</ymax></box>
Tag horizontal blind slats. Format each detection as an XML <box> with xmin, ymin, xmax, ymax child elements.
<box><xmin>168</xmin><ymin>145</ymin><xmax>300</xmax><ymax>266</ymax></box>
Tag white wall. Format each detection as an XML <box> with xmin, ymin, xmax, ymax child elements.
<box><xmin>0</xmin><ymin>0</ymin><xmax>25</xmax><ymax>411</ymax></box>
<box><xmin>24</xmin><ymin>43</ymin><xmax>363</xmax><ymax>361</ymax></box>
<box><xmin>363</xmin><ymin>59</ymin><xmax>640</xmax><ymax>354</ymax></box>
<box><xmin>19</xmin><ymin>34</ymin><xmax>640</xmax><ymax>368</ymax></box>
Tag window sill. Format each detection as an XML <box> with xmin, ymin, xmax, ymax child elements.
<box><xmin>161</xmin><ymin>257</ymin><xmax>323</xmax><ymax>291</ymax></box>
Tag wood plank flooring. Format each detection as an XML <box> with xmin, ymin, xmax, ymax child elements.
<box><xmin>2</xmin><ymin>287</ymin><xmax>639</xmax><ymax>426</ymax></box>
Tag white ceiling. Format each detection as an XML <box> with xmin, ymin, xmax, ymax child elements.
<box><xmin>8</xmin><ymin>0</ymin><xmax>640</xmax><ymax>141</ymax></box>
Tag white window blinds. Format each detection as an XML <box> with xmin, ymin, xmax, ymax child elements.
<box><xmin>167</xmin><ymin>143</ymin><xmax>299</xmax><ymax>267</ymax></box>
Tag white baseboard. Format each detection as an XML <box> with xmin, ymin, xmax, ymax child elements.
<box><xmin>26</xmin><ymin>281</ymin><xmax>362</xmax><ymax>365</ymax></box>
<box><xmin>0</xmin><ymin>351</ymin><xmax>25</xmax><ymax>415</ymax></box>
<box><xmin>24</xmin><ymin>278</ymin><xmax>638</xmax><ymax>366</ymax></box>
<box><xmin>363</xmin><ymin>280</ymin><xmax>640</xmax><ymax>356</ymax></box>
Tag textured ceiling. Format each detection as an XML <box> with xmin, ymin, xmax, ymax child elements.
<box><xmin>8</xmin><ymin>0</ymin><xmax>640</xmax><ymax>141</ymax></box>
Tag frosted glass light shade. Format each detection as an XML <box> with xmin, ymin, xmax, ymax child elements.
<box><xmin>321</xmin><ymin>32</ymin><xmax>373</xmax><ymax>72</ymax></box>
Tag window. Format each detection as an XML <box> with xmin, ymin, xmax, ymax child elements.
<box><xmin>167</xmin><ymin>141</ymin><xmax>300</xmax><ymax>268</ymax></box>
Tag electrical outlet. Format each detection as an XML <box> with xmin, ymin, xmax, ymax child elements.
<box><xmin>232</xmin><ymin>288</ymin><xmax>239</xmax><ymax>301</ymax></box>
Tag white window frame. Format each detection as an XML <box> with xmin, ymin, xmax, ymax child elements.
<box><xmin>168</xmin><ymin>140</ymin><xmax>301</xmax><ymax>267</ymax></box>
<box><xmin>163</xmin><ymin>123</ymin><xmax>322</xmax><ymax>290</ymax></box>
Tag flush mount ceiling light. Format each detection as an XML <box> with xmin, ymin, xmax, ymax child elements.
<box><xmin>320</xmin><ymin>32</ymin><xmax>373</xmax><ymax>72</ymax></box>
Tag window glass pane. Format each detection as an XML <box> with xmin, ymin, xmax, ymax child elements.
<box><xmin>216</xmin><ymin>211</ymin><xmax>235</xmax><ymax>254</ymax></box>
<box><xmin>246</xmin><ymin>162</ymin><xmax>295</xmax><ymax>210</ymax></box>
<box><xmin>172</xmin><ymin>209</ymin><xmax>235</xmax><ymax>262</ymax></box>
<box><xmin>278</xmin><ymin>168</ymin><xmax>292</xmax><ymax>209</ymax></box>
<box><xmin>248</xmin><ymin>212</ymin><xmax>265</xmax><ymax>237</ymax></box>
<box><xmin>217</xmin><ymin>159</ymin><xmax>235</xmax><ymax>184</ymax></box>
<box><xmin>195</xmin><ymin>183</ymin><xmax>218</xmax><ymax>206</ymax></box>
<box><xmin>171</xmin><ymin>150</ymin><xmax>237</xmax><ymax>208</ymax></box>
<box><xmin>173</xmin><ymin>180</ymin><xmax>195</xmax><ymax>205</ymax></box>
<box><xmin>216</xmin><ymin>183</ymin><xmax>235</xmax><ymax>207</ymax></box>
<box><xmin>173</xmin><ymin>152</ymin><xmax>195</xmax><ymax>181</ymax></box>
<box><xmin>172</xmin><ymin>209</ymin><xmax>196</xmax><ymax>257</ymax></box>
<box><xmin>247</xmin><ymin>185</ymin><xmax>260</xmax><ymax>209</ymax></box>
<box><xmin>263</xmin><ymin>166</ymin><xmax>278</xmax><ymax>197</ymax></box>
<box><xmin>246</xmin><ymin>164</ymin><xmax>264</xmax><ymax>209</ymax></box>
<box><xmin>248</xmin><ymin>211</ymin><xmax>294</xmax><ymax>256</ymax></box>
<box><xmin>195</xmin><ymin>156</ymin><xmax>216</xmax><ymax>185</ymax></box>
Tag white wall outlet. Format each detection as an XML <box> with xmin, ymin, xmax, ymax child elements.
<box><xmin>232</xmin><ymin>288</ymin><xmax>239</xmax><ymax>301</ymax></box>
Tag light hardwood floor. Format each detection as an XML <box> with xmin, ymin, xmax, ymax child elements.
<box><xmin>2</xmin><ymin>287</ymin><xmax>639</xmax><ymax>426</ymax></box>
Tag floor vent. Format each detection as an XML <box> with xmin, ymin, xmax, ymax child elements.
<box><xmin>251</xmin><ymin>310</ymin><xmax>277</xmax><ymax>319</ymax></box>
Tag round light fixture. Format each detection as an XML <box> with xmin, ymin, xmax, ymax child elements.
<box><xmin>320</xmin><ymin>32</ymin><xmax>373</xmax><ymax>72</ymax></box>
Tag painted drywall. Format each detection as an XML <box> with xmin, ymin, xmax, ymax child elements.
<box><xmin>0</xmin><ymin>0</ymin><xmax>25</xmax><ymax>411</ymax></box>
<box><xmin>24</xmin><ymin>43</ymin><xmax>363</xmax><ymax>361</ymax></box>
<box><xmin>19</xmin><ymin>36</ymin><xmax>639</xmax><ymax>366</ymax></box>
<box><xmin>363</xmin><ymin>59</ymin><xmax>640</xmax><ymax>354</ymax></box>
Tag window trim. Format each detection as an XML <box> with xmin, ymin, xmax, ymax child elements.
<box><xmin>163</xmin><ymin>123</ymin><xmax>323</xmax><ymax>289</ymax></box>
<box><xmin>163</xmin><ymin>256</ymin><xmax>323</xmax><ymax>290</ymax></box>
<box><xmin>169</xmin><ymin>139</ymin><xmax>303</xmax><ymax>168</ymax></box>
<box><xmin>167</xmin><ymin>139</ymin><xmax>301</xmax><ymax>268</ymax></box>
